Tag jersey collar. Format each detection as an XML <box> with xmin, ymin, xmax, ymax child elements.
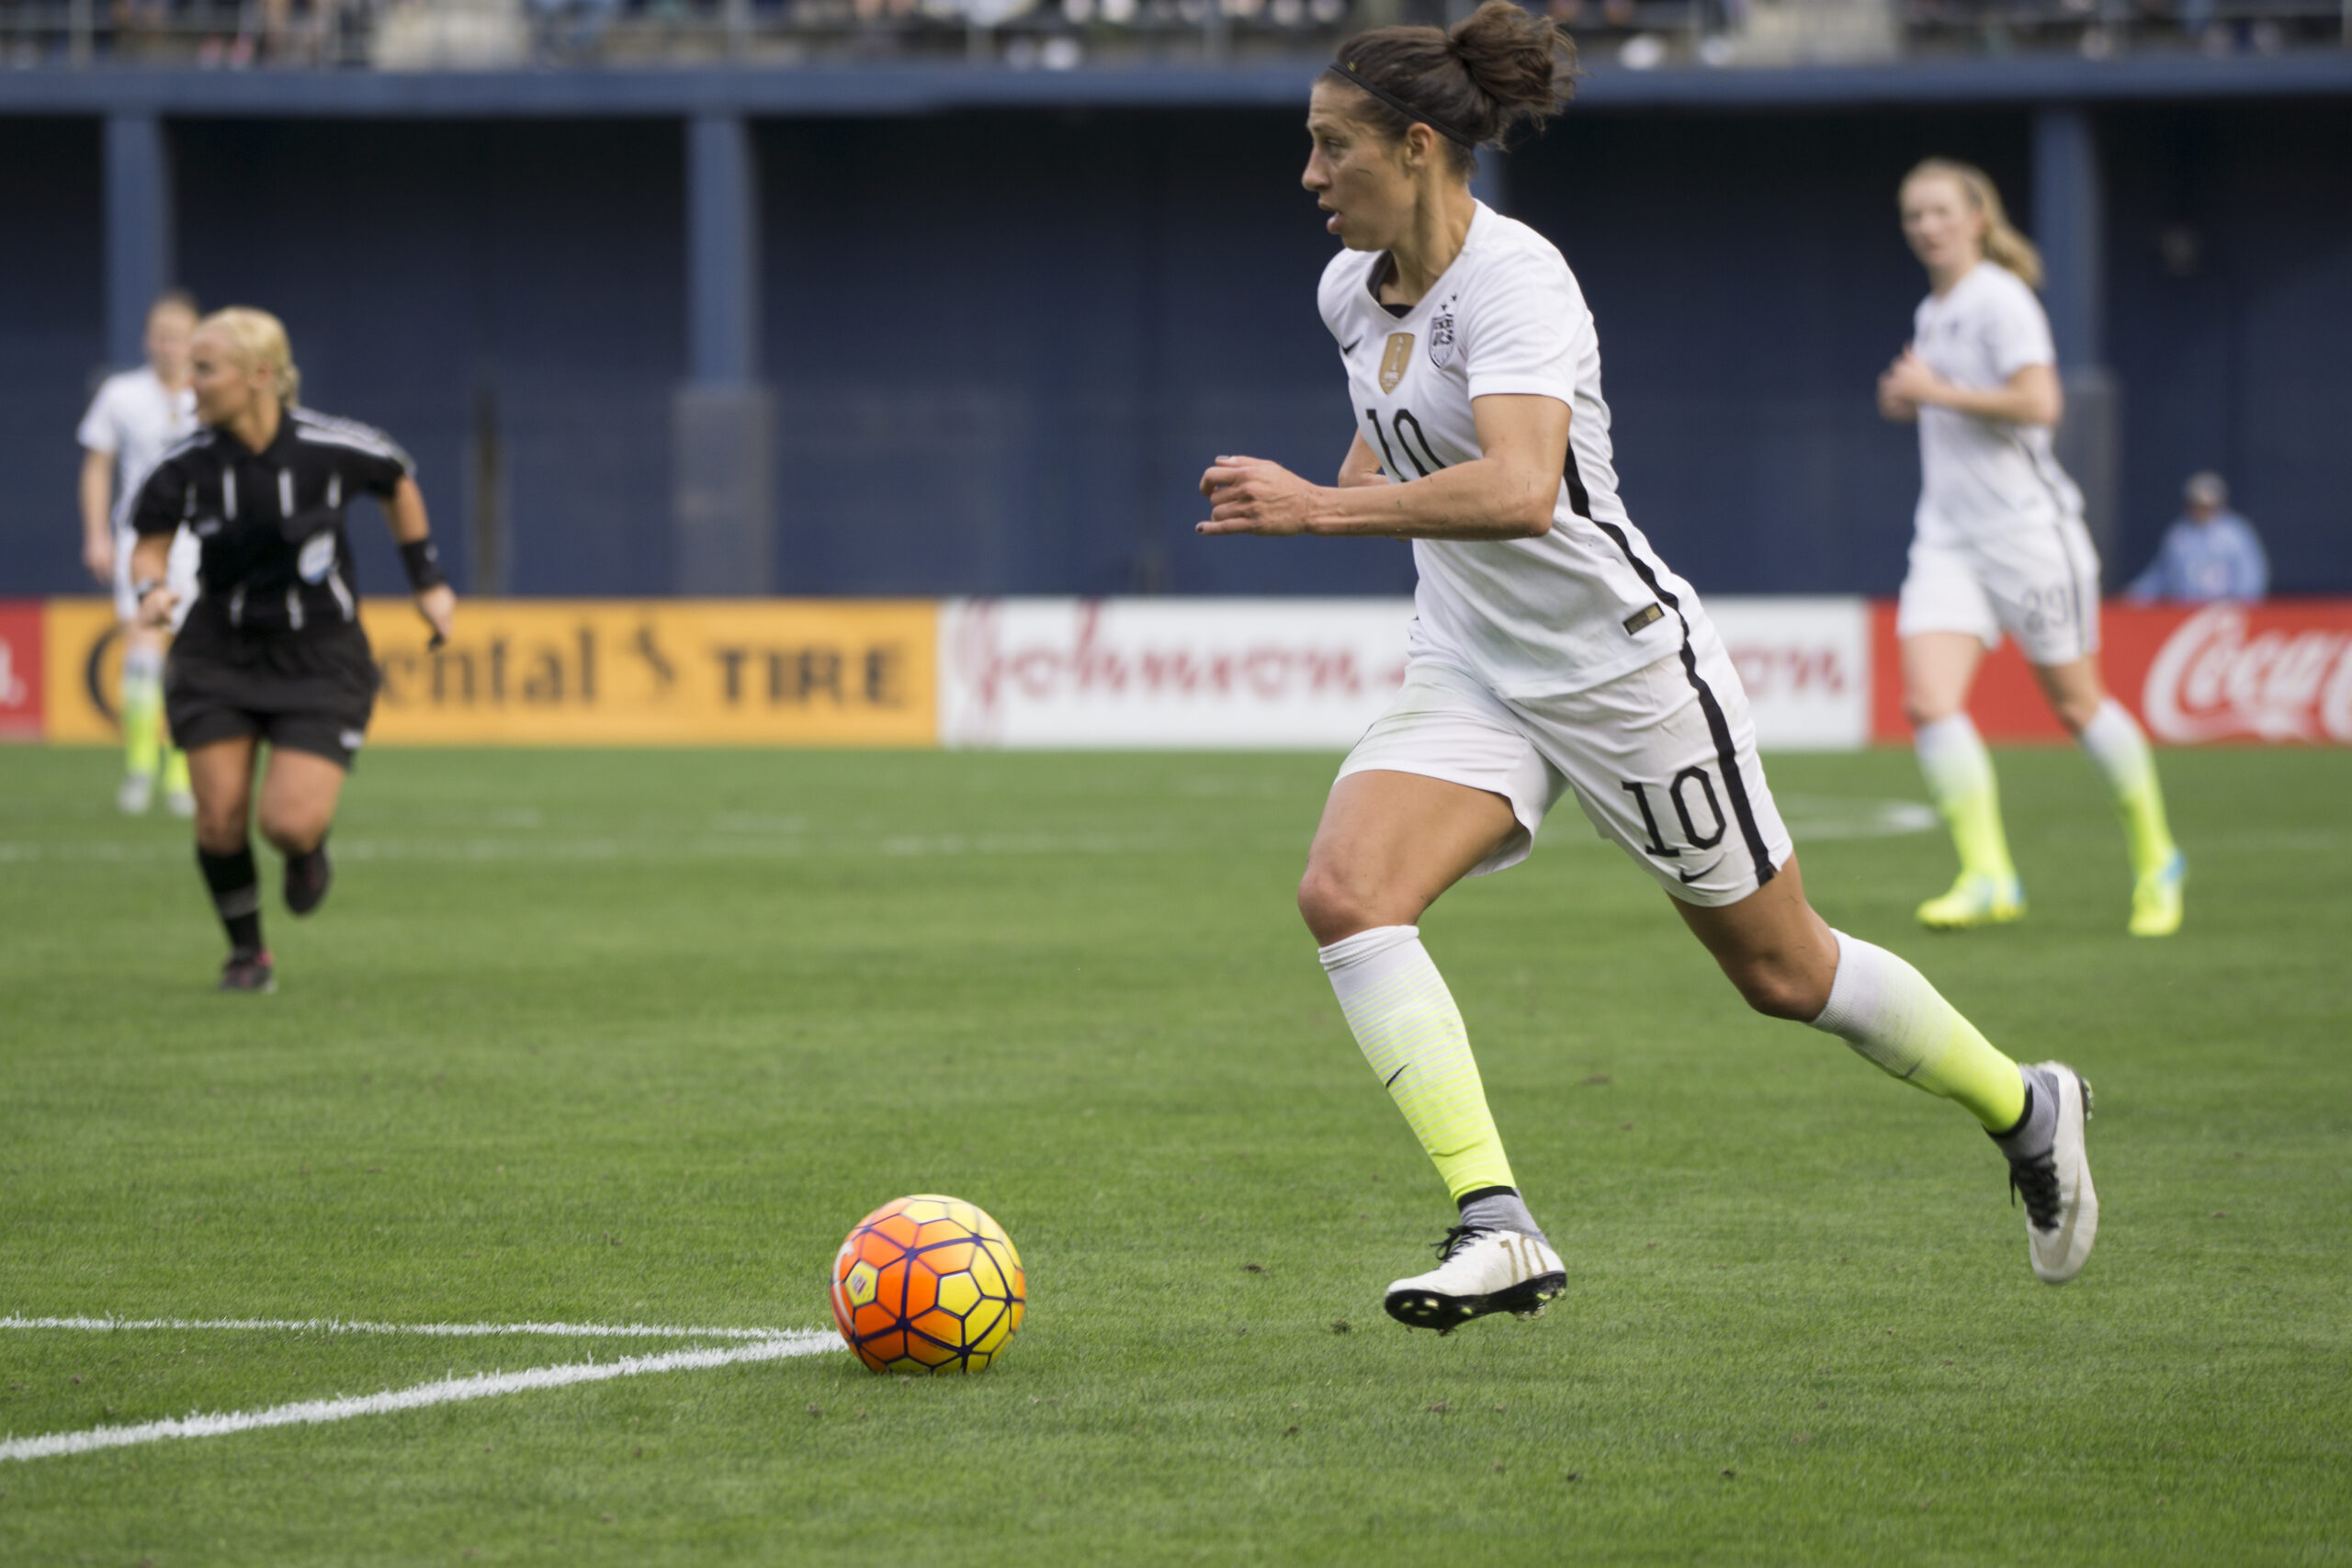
<box><xmin>1362</xmin><ymin>199</ymin><xmax>1490</xmax><ymax>322</ymax></box>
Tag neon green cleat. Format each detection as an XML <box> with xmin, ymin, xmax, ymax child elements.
<box><xmin>2129</xmin><ymin>851</ymin><xmax>2187</xmax><ymax>938</ymax></box>
<box><xmin>1916</xmin><ymin>873</ymin><xmax>2028</xmax><ymax>931</ymax></box>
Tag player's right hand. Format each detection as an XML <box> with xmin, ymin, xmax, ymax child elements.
<box><xmin>137</xmin><ymin>585</ymin><xmax>178</xmax><ymax>630</ymax></box>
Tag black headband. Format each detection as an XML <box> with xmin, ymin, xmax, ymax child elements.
<box><xmin>1328</xmin><ymin>62</ymin><xmax>1481</xmax><ymax>151</ymax></box>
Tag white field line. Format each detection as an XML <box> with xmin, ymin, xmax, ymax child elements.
<box><xmin>0</xmin><ymin>1331</ymin><xmax>842</xmax><ymax>1463</ymax></box>
<box><xmin>0</xmin><ymin>1315</ymin><xmax>792</xmax><ymax>1340</ymax></box>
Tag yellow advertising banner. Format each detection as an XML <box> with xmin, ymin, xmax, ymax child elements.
<box><xmin>40</xmin><ymin>598</ymin><xmax>938</xmax><ymax>747</ymax></box>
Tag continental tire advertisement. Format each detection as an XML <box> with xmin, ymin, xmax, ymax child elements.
<box><xmin>27</xmin><ymin>599</ymin><xmax>936</xmax><ymax>747</ymax></box>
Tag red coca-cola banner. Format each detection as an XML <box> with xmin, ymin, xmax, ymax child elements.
<box><xmin>0</xmin><ymin>601</ymin><xmax>44</xmax><ymax>740</ymax></box>
<box><xmin>1871</xmin><ymin>600</ymin><xmax>2352</xmax><ymax>745</ymax></box>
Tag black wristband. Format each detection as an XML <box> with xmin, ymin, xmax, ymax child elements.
<box><xmin>400</xmin><ymin>538</ymin><xmax>447</xmax><ymax>592</ymax></box>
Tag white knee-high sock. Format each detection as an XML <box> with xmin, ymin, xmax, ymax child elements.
<box><xmin>1318</xmin><ymin>925</ymin><xmax>1517</xmax><ymax>1201</ymax></box>
<box><xmin>1810</xmin><ymin>930</ymin><xmax>2026</xmax><ymax>1133</ymax></box>
<box><xmin>1914</xmin><ymin>714</ymin><xmax>2016</xmax><ymax>883</ymax></box>
<box><xmin>2078</xmin><ymin>699</ymin><xmax>2177</xmax><ymax>876</ymax></box>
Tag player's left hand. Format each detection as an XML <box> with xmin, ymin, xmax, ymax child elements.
<box><xmin>1879</xmin><ymin>344</ymin><xmax>1946</xmax><ymax>410</ymax></box>
<box><xmin>416</xmin><ymin>583</ymin><xmax>457</xmax><ymax>648</ymax></box>
<box><xmin>1197</xmin><ymin>456</ymin><xmax>1324</xmax><ymax>536</ymax></box>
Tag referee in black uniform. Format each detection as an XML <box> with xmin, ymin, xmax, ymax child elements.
<box><xmin>128</xmin><ymin>307</ymin><xmax>457</xmax><ymax>991</ymax></box>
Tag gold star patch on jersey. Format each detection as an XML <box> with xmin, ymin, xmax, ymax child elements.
<box><xmin>1379</xmin><ymin>333</ymin><xmax>1414</xmax><ymax>393</ymax></box>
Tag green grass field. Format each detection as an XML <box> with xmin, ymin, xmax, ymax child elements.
<box><xmin>2</xmin><ymin>743</ymin><xmax>2346</xmax><ymax>1566</ymax></box>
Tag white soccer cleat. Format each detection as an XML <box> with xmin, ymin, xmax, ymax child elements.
<box><xmin>1384</xmin><ymin>1226</ymin><xmax>1566</xmax><ymax>1332</ymax></box>
<box><xmin>2004</xmin><ymin>1062</ymin><xmax>2098</xmax><ymax>1285</ymax></box>
<box><xmin>118</xmin><ymin>772</ymin><xmax>155</xmax><ymax>816</ymax></box>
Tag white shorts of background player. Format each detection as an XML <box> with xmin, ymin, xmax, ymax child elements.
<box><xmin>112</xmin><ymin>522</ymin><xmax>201</xmax><ymax>630</ymax></box>
<box><xmin>1896</xmin><ymin>514</ymin><xmax>2103</xmax><ymax>668</ymax></box>
<box><xmin>1338</xmin><ymin>626</ymin><xmax>1795</xmax><ymax>908</ymax></box>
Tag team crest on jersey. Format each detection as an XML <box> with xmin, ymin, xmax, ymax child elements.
<box><xmin>1378</xmin><ymin>333</ymin><xmax>1414</xmax><ymax>393</ymax></box>
<box><xmin>297</xmin><ymin>531</ymin><xmax>337</xmax><ymax>583</ymax></box>
<box><xmin>1428</xmin><ymin>302</ymin><xmax>1456</xmax><ymax>368</ymax></box>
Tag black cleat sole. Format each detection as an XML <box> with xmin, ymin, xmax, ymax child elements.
<box><xmin>1384</xmin><ymin>1271</ymin><xmax>1566</xmax><ymax>1332</ymax></box>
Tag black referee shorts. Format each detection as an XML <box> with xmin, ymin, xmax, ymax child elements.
<box><xmin>164</xmin><ymin>607</ymin><xmax>382</xmax><ymax>771</ymax></box>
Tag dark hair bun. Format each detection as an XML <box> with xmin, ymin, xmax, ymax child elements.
<box><xmin>1332</xmin><ymin>0</ymin><xmax>1576</xmax><ymax>169</ymax></box>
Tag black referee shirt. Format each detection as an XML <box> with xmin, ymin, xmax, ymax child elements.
<box><xmin>131</xmin><ymin>407</ymin><xmax>414</xmax><ymax>636</ymax></box>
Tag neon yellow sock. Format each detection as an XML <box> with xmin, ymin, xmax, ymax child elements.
<box><xmin>1812</xmin><ymin>931</ymin><xmax>2027</xmax><ymax>1133</ymax></box>
<box><xmin>1319</xmin><ymin>926</ymin><xmax>1517</xmax><ymax>1200</ymax></box>
<box><xmin>1915</xmin><ymin>715</ymin><xmax>2017</xmax><ymax>883</ymax></box>
<box><xmin>2080</xmin><ymin>700</ymin><xmax>2177</xmax><ymax>878</ymax></box>
<box><xmin>121</xmin><ymin>671</ymin><xmax>163</xmax><ymax>780</ymax></box>
<box><xmin>161</xmin><ymin>746</ymin><xmax>190</xmax><ymax>795</ymax></box>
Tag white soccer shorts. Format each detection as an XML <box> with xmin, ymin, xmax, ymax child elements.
<box><xmin>1337</xmin><ymin>626</ymin><xmax>1795</xmax><ymax>908</ymax></box>
<box><xmin>1895</xmin><ymin>516</ymin><xmax>2102</xmax><ymax>667</ymax></box>
<box><xmin>112</xmin><ymin>522</ymin><xmax>200</xmax><ymax>631</ymax></box>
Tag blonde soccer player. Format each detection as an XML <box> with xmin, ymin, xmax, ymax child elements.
<box><xmin>127</xmin><ymin>308</ymin><xmax>455</xmax><ymax>992</ymax></box>
<box><xmin>1878</xmin><ymin>160</ymin><xmax>2184</xmax><ymax>937</ymax></box>
<box><xmin>1197</xmin><ymin>5</ymin><xmax>2096</xmax><ymax>1328</ymax></box>
<box><xmin>78</xmin><ymin>290</ymin><xmax>202</xmax><ymax>817</ymax></box>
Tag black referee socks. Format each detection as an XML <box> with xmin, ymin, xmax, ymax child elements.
<box><xmin>197</xmin><ymin>844</ymin><xmax>265</xmax><ymax>955</ymax></box>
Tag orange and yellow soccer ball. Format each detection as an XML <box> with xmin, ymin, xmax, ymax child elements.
<box><xmin>830</xmin><ymin>1194</ymin><xmax>1025</xmax><ymax>1375</ymax></box>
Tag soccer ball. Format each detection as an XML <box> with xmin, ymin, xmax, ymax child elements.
<box><xmin>829</xmin><ymin>1194</ymin><xmax>1026</xmax><ymax>1375</ymax></box>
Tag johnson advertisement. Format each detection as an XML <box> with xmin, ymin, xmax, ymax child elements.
<box><xmin>6</xmin><ymin>596</ymin><xmax>2347</xmax><ymax>750</ymax></box>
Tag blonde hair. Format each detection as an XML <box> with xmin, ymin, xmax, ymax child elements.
<box><xmin>198</xmin><ymin>306</ymin><xmax>301</xmax><ymax>407</ymax></box>
<box><xmin>1903</xmin><ymin>158</ymin><xmax>2043</xmax><ymax>291</ymax></box>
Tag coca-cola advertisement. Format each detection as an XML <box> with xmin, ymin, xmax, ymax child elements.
<box><xmin>1871</xmin><ymin>601</ymin><xmax>2352</xmax><ymax>745</ymax></box>
<box><xmin>0</xmin><ymin>601</ymin><xmax>42</xmax><ymax>740</ymax></box>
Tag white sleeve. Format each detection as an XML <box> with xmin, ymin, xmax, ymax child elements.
<box><xmin>76</xmin><ymin>379</ymin><xmax>121</xmax><ymax>455</ymax></box>
<box><xmin>1984</xmin><ymin>277</ymin><xmax>2057</xmax><ymax>378</ymax></box>
<box><xmin>1461</xmin><ymin>254</ymin><xmax>1580</xmax><ymax>405</ymax></box>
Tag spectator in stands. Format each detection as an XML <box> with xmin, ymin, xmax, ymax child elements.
<box><xmin>2124</xmin><ymin>471</ymin><xmax>2268</xmax><ymax>604</ymax></box>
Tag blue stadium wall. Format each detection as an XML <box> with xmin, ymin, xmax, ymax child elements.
<box><xmin>4</xmin><ymin>97</ymin><xmax>2347</xmax><ymax>602</ymax></box>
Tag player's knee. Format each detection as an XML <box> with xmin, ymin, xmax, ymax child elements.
<box><xmin>1297</xmin><ymin>863</ymin><xmax>1382</xmax><ymax>947</ymax></box>
<box><xmin>1725</xmin><ymin>955</ymin><xmax>1830</xmax><ymax>1022</ymax></box>
<box><xmin>194</xmin><ymin>802</ymin><xmax>248</xmax><ymax>853</ymax></box>
<box><xmin>256</xmin><ymin>804</ymin><xmax>327</xmax><ymax>856</ymax></box>
<box><xmin>1902</xmin><ymin>691</ymin><xmax>1954</xmax><ymax>730</ymax></box>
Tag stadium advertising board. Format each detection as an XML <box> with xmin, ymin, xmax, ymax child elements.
<box><xmin>37</xmin><ymin>598</ymin><xmax>937</xmax><ymax>747</ymax></box>
<box><xmin>937</xmin><ymin>598</ymin><xmax>1413</xmax><ymax>750</ymax></box>
<box><xmin>1705</xmin><ymin>598</ymin><xmax>1872</xmax><ymax>750</ymax></box>
<box><xmin>17</xmin><ymin>597</ymin><xmax>2352</xmax><ymax>748</ymax></box>
<box><xmin>939</xmin><ymin>596</ymin><xmax>1871</xmax><ymax>751</ymax></box>
<box><xmin>1869</xmin><ymin>600</ymin><xmax>2352</xmax><ymax>744</ymax></box>
<box><xmin>0</xmin><ymin>600</ymin><xmax>42</xmax><ymax>739</ymax></box>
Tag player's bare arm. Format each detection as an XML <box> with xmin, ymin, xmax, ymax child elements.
<box><xmin>1198</xmin><ymin>393</ymin><xmax>1566</xmax><ymax>540</ymax></box>
<box><xmin>130</xmin><ymin>532</ymin><xmax>176</xmax><ymax>628</ymax></box>
<box><xmin>382</xmin><ymin>475</ymin><xmax>457</xmax><ymax>643</ymax></box>
<box><xmin>1880</xmin><ymin>347</ymin><xmax>2062</xmax><ymax>426</ymax></box>
<box><xmin>78</xmin><ymin>447</ymin><xmax>117</xmax><ymax>583</ymax></box>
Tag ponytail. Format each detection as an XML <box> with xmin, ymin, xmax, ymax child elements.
<box><xmin>1329</xmin><ymin>0</ymin><xmax>1577</xmax><ymax>177</ymax></box>
<box><xmin>1904</xmin><ymin>158</ymin><xmax>2044</xmax><ymax>292</ymax></box>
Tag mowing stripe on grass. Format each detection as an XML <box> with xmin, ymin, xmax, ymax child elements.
<box><xmin>0</xmin><ymin>1332</ymin><xmax>842</xmax><ymax>1463</ymax></box>
<box><xmin>0</xmin><ymin>1315</ymin><xmax>794</xmax><ymax>1340</ymax></box>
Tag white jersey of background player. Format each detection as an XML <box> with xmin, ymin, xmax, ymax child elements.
<box><xmin>1878</xmin><ymin>160</ymin><xmax>2181</xmax><ymax>938</ymax></box>
<box><xmin>78</xmin><ymin>291</ymin><xmax>201</xmax><ymax>816</ymax></box>
<box><xmin>1199</xmin><ymin>9</ymin><xmax>2098</xmax><ymax>1333</ymax></box>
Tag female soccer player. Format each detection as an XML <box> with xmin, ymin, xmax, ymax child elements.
<box><xmin>77</xmin><ymin>290</ymin><xmax>201</xmax><ymax>817</ymax></box>
<box><xmin>1198</xmin><ymin>4</ymin><xmax>2096</xmax><ymax>1329</ymax></box>
<box><xmin>1877</xmin><ymin>160</ymin><xmax>2183</xmax><ymax>937</ymax></box>
<box><xmin>127</xmin><ymin>308</ymin><xmax>456</xmax><ymax>992</ymax></box>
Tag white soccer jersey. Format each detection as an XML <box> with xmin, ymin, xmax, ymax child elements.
<box><xmin>77</xmin><ymin>367</ymin><xmax>198</xmax><ymax>530</ymax></box>
<box><xmin>1319</xmin><ymin>202</ymin><xmax>1697</xmax><ymax>698</ymax></box>
<box><xmin>1911</xmin><ymin>262</ymin><xmax>2083</xmax><ymax>543</ymax></box>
